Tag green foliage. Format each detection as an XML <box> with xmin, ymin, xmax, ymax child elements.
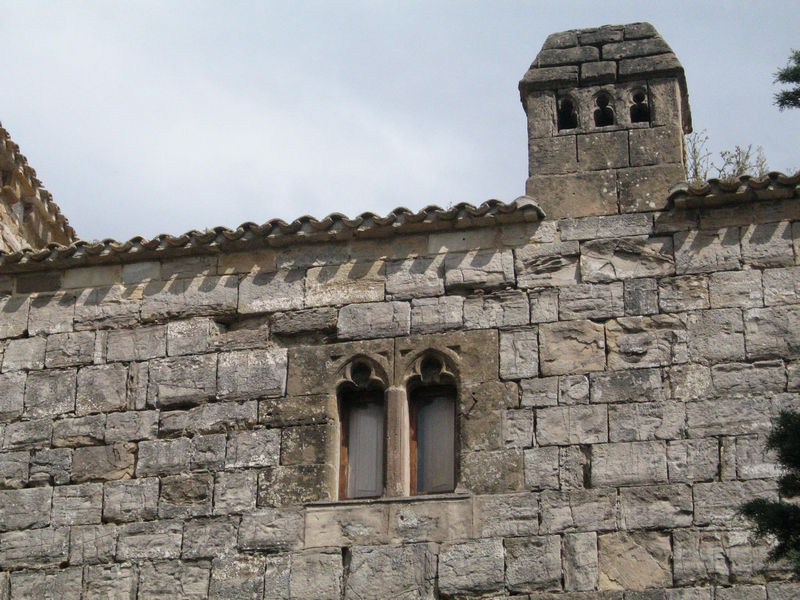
<box><xmin>775</xmin><ymin>49</ymin><xmax>800</xmax><ymax>111</ymax></box>
<box><xmin>685</xmin><ymin>130</ymin><xmax>769</xmax><ymax>184</ymax></box>
<box><xmin>740</xmin><ymin>410</ymin><xmax>800</xmax><ymax>575</ymax></box>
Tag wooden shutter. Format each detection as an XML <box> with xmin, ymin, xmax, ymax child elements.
<box><xmin>415</xmin><ymin>392</ymin><xmax>455</xmax><ymax>494</ymax></box>
<box><xmin>345</xmin><ymin>398</ymin><xmax>385</xmax><ymax>498</ymax></box>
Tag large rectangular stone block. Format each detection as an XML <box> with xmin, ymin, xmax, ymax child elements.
<box><xmin>674</xmin><ymin>228</ymin><xmax>742</xmax><ymax>274</ymax></box>
<box><xmin>499</xmin><ymin>328</ymin><xmax>539</xmax><ymax>379</ymax></box>
<box><xmin>741</xmin><ymin>221</ymin><xmax>794</xmax><ymax>267</ymax></box>
<box><xmin>2</xmin><ymin>336</ymin><xmax>46</xmax><ymax>372</ymax></box>
<box><xmin>526</xmin><ymin>171</ymin><xmax>618</xmax><ymax>219</ymax></box>
<box><xmin>239</xmin><ymin>269</ymin><xmax>304</xmax><ymax>314</ymax></box>
<box><xmin>439</xmin><ymin>538</ymin><xmax>505</xmax><ymax>597</ymax></box>
<box><xmin>591</xmin><ymin>440</ymin><xmax>668</xmax><ymax>487</ymax></box>
<box><xmin>563</xmin><ymin>532</ymin><xmax>599</xmax><ymax>591</ymax></box>
<box><xmin>69</xmin><ymin>523</ymin><xmax>118</xmax><ymax>565</ymax></box>
<box><xmin>686</xmin><ymin>397</ymin><xmax>772</xmax><ymax>437</ymax></box>
<box><xmin>103</xmin><ymin>477</ymin><xmax>159</xmax><ymax>522</ymax></box>
<box><xmin>306</xmin><ymin>504</ymin><xmax>389</xmax><ymax>548</ymax></box>
<box><xmin>385</xmin><ymin>255</ymin><xmax>445</xmax><ymax>300</ymax></box>
<box><xmin>0</xmin><ymin>372</ymin><xmax>25</xmax><ymax>422</ymax></box>
<box><xmin>606</xmin><ymin>314</ymin><xmax>687</xmax><ymax>370</ymax></box>
<box><xmin>141</xmin><ymin>274</ymin><xmax>238</xmax><ymax>321</ymax></box>
<box><xmin>147</xmin><ymin>353</ymin><xmax>217</xmax><ymax>408</ymax></box>
<box><xmin>106</xmin><ymin>325</ymin><xmax>166</xmax><ymax>362</ymax></box>
<box><xmin>581</xmin><ymin>236</ymin><xmax>675</xmax><ymax>282</ymax></box>
<box><xmin>505</xmin><ymin>535</ymin><xmax>562</xmax><ymax>592</ymax></box>
<box><xmin>709</xmin><ymin>269</ymin><xmax>763</xmax><ymax>308</ymax></box>
<box><xmin>473</xmin><ymin>492</ymin><xmax>539</xmax><ymax>537</ymax></box>
<box><xmin>539</xmin><ymin>489</ymin><xmax>616</xmax><ymax>533</ymax></box>
<box><xmin>539</xmin><ymin>319</ymin><xmax>606</xmax><ymax>375</ymax></box>
<box><xmin>598</xmin><ymin>531</ymin><xmax>672</xmax><ymax>591</ymax></box>
<box><xmin>667</xmin><ymin>438</ymin><xmax>719</xmax><ymax>483</ymax></box>
<box><xmin>344</xmin><ymin>543</ymin><xmax>436</xmax><ymax>600</ymax></box>
<box><xmin>0</xmin><ymin>296</ymin><xmax>29</xmax><ymax>340</ymax></box>
<box><xmin>137</xmin><ymin>560</ymin><xmax>210</xmax><ymax>599</ymax></box>
<box><xmin>0</xmin><ymin>486</ymin><xmax>52</xmax><ymax>531</ymax></box>
<box><xmin>160</xmin><ymin>400</ymin><xmax>258</xmax><ymax>436</ymax></box>
<box><xmin>559</xmin><ymin>282</ymin><xmax>624</xmax><ymax>320</ymax></box>
<box><xmin>608</xmin><ymin>401</ymin><xmax>684</xmax><ymax>442</ymax></box>
<box><xmin>44</xmin><ymin>330</ymin><xmax>95</xmax><ymax>368</ymax></box>
<box><xmin>693</xmin><ymin>480</ymin><xmax>778</xmax><ymax>527</ymax></box>
<box><xmin>444</xmin><ymin>249</ymin><xmax>515</xmax><ymax>291</ymax></box>
<box><xmin>217</xmin><ymin>347</ymin><xmax>288</xmax><ymax>399</ymax></box>
<box><xmin>23</xmin><ymin>368</ymin><xmax>76</xmax><ymax>418</ymax></box>
<box><xmin>76</xmin><ymin>363</ymin><xmax>128</xmax><ymax>415</ymax></box>
<box><xmin>28</xmin><ymin>292</ymin><xmax>75</xmax><ymax>335</ymax></box>
<box><xmin>619</xmin><ymin>484</ymin><xmax>692</xmax><ymax>529</ymax></box>
<box><xmin>51</xmin><ymin>482</ymin><xmax>103</xmax><ymax>526</ymax></box>
<box><xmin>744</xmin><ymin>305</ymin><xmax>800</xmax><ymax>359</ymax></box>
<box><xmin>74</xmin><ymin>284</ymin><xmax>143</xmax><ymax>330</ymax></box>
<box><xmin>337</xmin><ymin>301</ymin><xmax>410</xmax><ymax>339</ymax></box>
<box><xmin>515</xmin><ymin>241</ymin><xmax>580</xmax><ymax>287</ymax></box>
<box><xmin>289</xmin><ymin>548</ymin><xmax>342</xmax><ymax>600</ymax></box>
<box><xmin>464</xmin><ymin>289</ymin><xmax>529</xmax><ymax>329</ymax></box>
<box><xmin>305</xmin><ymin>261</ymin><xmax>385</xmax><ymax>307</ymax></box>
<box><xmin>410</xmin><ymin>296</ymin><xmax>463</xmax><ymax>333</ymax></box>
<box><xmin>72</xmin><ymin>443</ymin><xmax>135</xmax><ymax>482</ymax></box>
<box><xmin>116</xmin><ymin>520</ymin><xmax>183</xmax><ymax>560</ymax></box>
<box><xmin>238</xmin><ymin>508</ymin><xmax>304</xmax><ymax>551</ymax></box>
<box><xmin>536</xmin><ymin>404</ymin><xmax>608</xmax><ymax>445</ymax></box>
<box><xmin>0</xmin><ymin>527</ymin><xmax>69</xmax><ymax>569</ymax></box>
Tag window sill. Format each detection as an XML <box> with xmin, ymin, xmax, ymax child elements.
<box><xmin>307</xmin><ymin>491</ymin><xmax>470</xmax><ymax>508</ymax></box>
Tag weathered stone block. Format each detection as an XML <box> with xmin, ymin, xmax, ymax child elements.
<box><xmin>559</xmin><ymin>374</ymin><xmax>589</xmax><ymax>405</ymax></box>
<box><xmin>271</xmin><ymin>307</ymin><xmax>337</xmax><ymax>336</ymax></box>
<box><xmin>523</xmin><ymin>446</ymin><xmax>559</xmax><ymax>490</ymax></box>
<box><xmin>741</xmin><ymin>221</ymin><xmax>794</xmax><ymax>267</ymax></box>
<box><xmin>664</xmin><ymin>363</ymin><xmax>711</xmax><ymax>401</ymax></box>
<box><xmin>44</xmin><ymin>330</ymin><xmax>94</xmax><ymax>367</ymax></box>
<box><xmin>598</xmin><ymin>531</ymin><xmax>672</xmax><ymax>591</ymax></box>
<box><xmin>181</xmin><ymin>517</ymin><xmax>238</xmax><ymax>560</ymax></box>
<box><xmin>658</xmin><ymin>275</ymin><xmax>708</xmax><ymax>312</ymax></box>
<box><xmin>83</xmin><ymin>564</ymin><xmax>136</xmax><ymax>600</ymax></box>
<box><xmin>74</xmin><ymin>284</ymin><xmax>143</xmax><ymax>330</ymax></box>
<box><xmin>52</xmin><ymin>414</ymin><xmax>105</xmax><ymax>447</ymax></box>
<box><xmin>581</xmin><ymin>237</ymin><xmax>675</xmax><ymax>282</ymax></box>
<box><xmin>105</xmin><ymin>410</ymin><xmax>159</xmax><ymax>442</ymax></box>
<box><xmin>505</xmin><ymin>407</ymin><xmax>534</xmax><ymax>447</ymax></box>
<box><xmin>281</xmin><ymin>423</ymin><xmax>332</xmax><ymax>465</ymax></box>
<box><xmin>618</xmin><ymin>164</ymin><xmax>685</xmax><ymax>213</ymax></box>
<box><xmin>0</xmin><ymin>296</ymin><xmax>29</xmax><ymax>340</ymax></box>
<box><xmin>289</xmin><ymin>548</ymin><xmax>342</xmax><ymax>600</ymax></box>
<box><xmin>672</xmin><ymin>529</ymin><xmax>729</xmax><ymax>585</ymax></box>
<box><xmin>521</xmin><ymin>376</ymin><xmax>558</xmax><ymax>407</ymax></box>
<box><xmin>560</xmin><ymin>445</ymin><xmax>590</xmax><ymax>489</ymax></box>
<box><xmin>444</xmin><ymin>249</ymin><xmax>515</xmax><ymax>290</ymax></box>
<box><xmin>259</xmin><ymin>395</ymin><xmax>336</xmax><ymax>427</ymax></box>
<box><xmin>539</xmin><ymin>319</ymin><xmax>605</xmax><ymax>375</ymax></box>
<box><xmin>116</xmin><ymin>520</ymin><xmax>183</xmax><ymax>560</ymax></box>
<box><xmin>629</xmin><ymin>125</ymin><xmax>683</xmax><ymax>167</ymax></box>
<box><xmin>762</xmin><ymin>266</ymin><xmax>800</xmax><ymax>307</ymax></box>
<box><xmin>0</xmin><ymin>486</ymin><xmax>52</xmax><ymax>531</ymax></box>
<box><xmin>23</xmin><ymin>368</ymin><xmax>76</xmax><ymax>418</ymax></box>
<box><xmin>591</xmin><ymin>441</ymin><xmax>668</xmax><ymax>487</ymax></box>
<box><xmin>711</xmin><ymin>360</ymin><xmax>786</xmax><ymax>395</ymax></box>
<box><xmin>529</xmin><ymin>135</ymin><xmax>578</xmax><ymax>174</ymax></box>
<box><xmin>385</xmin><ymin>255</ymin><xmax>445</xmax><ymax>299</ymax></box>
<box><xmin>674</xmin><ymin>228</ymin><xmax>742</xmax><ymax>274</ymax></box>
<box><xmin>515</xmin><ymin>241</ymin><xmax>580</xmax><ymax>287</ymax></box>
<box><xmin>559</xmin><ymin>283</ymin><xmax>624</xmax><ymax>320</ymax></box>
<box><xmin>138</xmin><ymin>434</ymin><xmax>225</xmax><ymax>476</ymax></box>
<box><xmin>257</xmin><ymin>464</ymin><xmax>333</xmax><ymax>506</ymax></box>
<box><xmin>410</xmin><ymin>296</ymin><xmax>463</xmax><ymax>333</ymax></box>
<box><xmin>28</xmin><ymin>292</ymin><xmax>75</xmax><ymax>335</ymax></box>
<box><xmin>505</xmin><ymin>535</ymin><xmax>562</xmax><ymax>592</ymax></box>
<box><xmin>526</xmin><ymin>171</ymin><xmax>618</xmax><ymax>219</ymax></box>
<box><xmin>226</xmin><ymin>427</ymin><xmax>281</xmax><ymax>468</ymax></box>
<box><xmin>166</xmin><ymin>317</ymin><xmax>226</xmax><ymax>356</ymax></box>
<box><xmin>666</xmin><ymin>438</ymin><xmax>718</xmax><ymax>484</ymax></box>
<box><xmin>70</xmin><ymin>524</ymin><xmax>118</xmax><ymax>565</ymax></box>
<box><xmin>608</xmin><ymin>401</ymin><xmax>684</xmax><ymax>442</ymax></box>
<box><xmin>9</xmin><ymin>568</ymin><xmax>82</xmax><ymax>600</ymax></box>
<box><xmin>0</xmin><ymin>372</ymin><xmax>25</xmax><ymax>422</ymax></box>
<box><xmin>238</xmin><ymin>508</ymin><xmax>304</xmax><ymax>551</ymax></box>
<box><xmin>577</xmin><ymin>130</ymin><xmax>628</xmax><ymax>170</ymax></box>
<box><xmin>564</xmin><ymin>532</ymin><xmax>599</xmax><ymax>591</ymax></box>
<box><xmin>51</xmin><ymin>482</ymin><xmax>102</xmax><ymax>526</ymax></box>
<box><xmin>390</xmin><ymin>498</ymin><xmax>471</xmax><ymax>544</ymax></box>
<box><xmin>160</xmin><ymin>400</ymin><xmax>257</xmax><ymax>436</ymax></box>
<box><xmin>214</xmin><ymin>470</ymin><xmax>257</xmax><ymax>515</ymax></box>
<box><xmin>474</xmin><ymin>492</ymin><xmax>539</xmax><ymax>537</ymax></box>
<box><xmin>147</xmin><ymin>353</ymin><xmax>217</xmax><ymax>408</ymax></box>
<box><xmin>439</xmin><ymin>538</ymin><xmax>504</xmax><ymax>597</ymax></box>
<box><xmin>137</xmin><ymin>560</ymin><xmax>210</xmax><ymax>600</ymax></box>
<box><xmin>305</xmin><ymin>504</ymin><xmax>389</xmax><ymax>548</ymax></box>
<box><xmin>106</xmin><ymin>325</ymin><xmax>166</xmax><ymax>362</ymax></box>
<box><xmin>306</xmin><ymin>261</ymin><xmax>385</xmax><ymax>307</ymax></box>
<box><xmin>539</xmin><ymin>489</ymin><xmax>616</xmax><ymax>533</ymax></box>
<box><xmin>499</xmin><ymin>328</ymin><xmax>538</xmax><ymax>379</ymax></box>
<box><xmin>0</xmin><ymin>451</ymin><xmax>28</xmax><ymax>488</ymax></box>
<box><xmin>745</xmin><ymin>305</ymin><xmax>800</xmax><ymax>359</ymax></box>
<box><xmin>3</xmin><ymin>418</ymin><xmax>52</xmax><ymax>451</ymax></box>
<box><xmin>619</xmin><ymin>484</ymin><xmax>692</xmax><ymax>529</ymax></box>
<box><xmin>693</xmin><ymin>480</ymin><xmax>778</xmax><ymax>527</ymax></box>
<box><xmin>709</xmin><ymin>270</ymin><xmax>762</xmax><ymax>308</ymax></box>
<box><xmin>686</xmin><ymin>397</ymin><xmax>772</xmax><ymax>437</ymax></box>
<box><xmin>590</xmin><ymin>367</ymin><xmax>664</xmax><ymax>404</ymax></box>
<box><xmin>461</xmin><ymin>449</ymin><xmax>522</xmax><ymax>494</ymax></box>
<box><xmin>735</xmin><ymin>434</ymin><xmax>781</xmax><ymax>480</ymax></box>
<box><xmin>345</xmin><ymin>543</ymin><xmax>436</xmax><ymax>600</ymax></box>
<box><xmin>529</xmin><ymin>287</ymin><xmax>559</xmax><ymax>322</ymax></box>
<box><xmin>0</xmin><ymin>527</ymin><xmax>69</xmax><ymax>569</ymax></box>
<box><xmin>239</xmin><ymin>269</ymin><xmax>305</xmax><ymax>314</ymax></box>
<box><xmin>76</xmin><ymin>363</ymin><xmax>128</xmax><ymax>415</ymax></box>
<box><xmin>337</xmin><ymin>301</ymin><xmax>410</xmax><ymax>339</ymax></box>
<box><xmin>624</xmin><ymin>277</ymin><xmax>658</xmax><ymax>315</ymax></box>
<box><xmin>28</xmin><ymin>447</ymin><xmax>70</xmax><ymax>485</ymax></box>
<box><xmin>159</xmin><ymin>472</ymin><xmax>214</xmax><ymax>518</ymax></box>
<box><xmin>209</xmin><ymin>555</ymin><xmax>266</xmax><ymax>599</ymax></box>
<box><xmin>142</xmin><ymin>274</ymin><xmax>238</xmax><ymax>321</ymax></box>
<box><xmin>103</xmin><ymin>477</ymin><xmax>159</xmax><ymax>522</ymax></box>
<box><xmin>263</xmin><ymin>553</ymin><xmax>291</xmax><ymax>600</ymax></box>
<box><xmin>686</xmin><ymin>308</ymin><xmax>746</xmax><ymax>364</ymax></box>
<box><xmin>72</xmin><ymin>443</ymin><xmax>135</xmax><ymax>482</ymax></box>
<box><xmin>2</xmin><ymin>336</ymin><xmax>46</xmax><ymax>372</ymax></box>
<box><xmin>464</xmin><ymin>290</ymin><xmax>529</xmax><ymax>329</ymax></box>
<box><xmin>396</xmin><ymin>330</ymin><xmax>498</xmax><ymax>387</ymax></box>
<box><xmin>218</xmin><ymin>347</ymin><xmax>288</xmax><ymax>399</ymax></box>
<box><xmin>606</xmin><ymin>314</ymin><xmax>687</xmax><ymax>370</ymax></box>
<box><xmin>536</xmin><ymin>404</ymin><xmax>607</xmax><ymax>445</ymax></box>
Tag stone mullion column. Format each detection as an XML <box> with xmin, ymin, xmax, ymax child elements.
<box><xmin>385</xmin><ymin>386</ymin><xmax>410</xmax><ymax>497</ymax></box>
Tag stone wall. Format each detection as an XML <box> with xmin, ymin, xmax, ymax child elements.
<box><xmin>0</xmin><ymin>185</ymin><xmax>798</xmax><ymax>598</ymax></box>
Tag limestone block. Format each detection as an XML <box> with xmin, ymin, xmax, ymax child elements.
<box><xmin>598</xmin><ymin>531</ymin><xmax>672</xmax><ymax>591</ymax></box>
<box><xmin>9</xmin><ymin>568</ymin><xmax>82</xmax><ymax>599</ymax></box>
<box><xmin>52</xmin><ymin>414</ymin><xmax>105</xmax><ymax>447</ymax></box>
<box><xmin>608</xmin><ymin>401</ymin><xmax>685</xmax><ymax>442</ymax></box>
<box><xmin>525</xmin><ymin>171</ymin><xmax>618</xmax><ymax>219</ymax></box>
<box><xmin>259</xmin><ymin>395</ymin><xmax>336</xmax><ymax>427</ymax></box>
<box><xmin>83</xmin><ymin>564</ymin><xmax>137</xmax><ymax>600</ymax></box>
<box><xmin>29</xmin><ymin>447</ymin><xmax>70</xmax><ymax>485</ymax></box>
<box><xmin>74</xmin><ymin>284</ymin><xmax>143</xmax><ymax>331</ymax></box>
<box><xmin>274</xmin><ymin>241</ymin><xmax>349</xmax><ymax>269</ymax></box>
<box><xmin>337</xmin><ymin>300</ymin><xmax>410</xmax><ymax>339</ymax></box>
<box><xmin>505</xmin><ymin>408</ymin><xmax>534</xmax><ymax>447</ymax></box>
<box><xmin>464</xmin><ymin>290</ymin><xmax>529</xmax><ymax>329</ymax></box>
<box><xmin>305</xmin><ymin>503</ymin><xmax>389</xmax><ymax>548</ymax></box>
<box><xmin>182</xmin><ymin>516</ymin><xmax>238</xmax><ymax>559</ymax></box>
<box><xmin>672</xmin><ymin>529</ymin><xmax>729</xmax><ymax>585</ymax></box>
<box><xmin>0</xmin><ymin>486</ymin><xmax>52</xmax><ymax>531</ymax></box>
<box><xmin>0</xmin><ymin>296</ymin><xmax>29</xmax><ymax>339</ymax></box>
<box><xmin>559</xmin><ymin>445</ymin><xmax>590</xmax><ymax>489</ymax></box>
<box><xmin>461</xmin><ymin>449</ymin><xmax>522</xmax><ymax>494</ymax></box>
<box><xmin>158</xmin><ymin>472</ymin><xmax>214</xmax><ymax>518</ymax></box>
<box><xmin>515</xmin><ymin>241</ymin><xmax>580</xmax><ymax>288</ymax></box>
<box><xmin>24</xmin><ymin>368</ymin><xmax>76</xmax><ymax>418</ymax></box>
<box><xmin>505</xmin><ymin>535</ymin><xmax>562</xmax><ymax>592</ymax></box>
<box><xmin>529</xmin><ymin>288</ymin><xmax>559</xmax><ymax>323</ymax></box>
<box><xmin>306</xmin><ymin>261</ymin><xmax>385</xmax><ymax>307</ymax></box>
<box><xmin>606</xmin><ymin>314</ymin><xmax>687</xmax><ymax>370</ymax></box>
<box><xmin>674</xmin><ymin>228</ymin><xmax>742</xmax><ymax>274</ymax></box>
<box><xmin>137</xmin><ymin>435</ymin><xmax>225</xmax><ymax>476</ymax></box>
<box><xmin>716</xmin><ymin>585</ymin><xmax>767</xmax><ymax>600</ymax></box>
<box><xmin>581</xmin><ymin>237</ymin><xmax>675</xmax><ymax>282</ymax></box>
<box><xmin>711</xmin><ymin>360</ymin><xmax>786</xmax><ymax>395</ymax></box>
<box><xmin>147</xmin><ymin>353</ymin><xmax>217</xmax><ymax>408</ymax></box>
<box><xmin>70</xmin><ymin>524</ymin><xmax>119</xmax><ymax>565</ymax></box>
<box><xmin>345</xmin><ymin>543</ymin><xmax>436</xmax><ymax>600</ymax></box>
<box><xmin>218</xmin><ymin>347</ymin><xmax>288</xmax><ymax>399</ymax></box>
<box><xmin>667</xmin><ymin>439</ymin><xmax>719</xmax><ymax>483</ymax></box>
<box><xmin>270</xmin><ymin>307</ymin><xmax>336</xmax><ymax>337</ymax></box>
<box><xmin>529</xmin><ymin>135</ymin><xmax>578</xmax><ymax>174</ymax></box>
<box><xmin>257</xmin><ymin>464</ymin><xmax>333</xmax><ymax>507</ymax></box>
<box><xmin>577</xmin><ymin>130</ymin><xmax>629</xmax><ymax>170</ymax></box>
<box><xmin>591</xmin><ymin>441</ymin><xmax>668</xmax><ymax>487</ymax></box>
<box><xmin>105</xmin><ymin>410</ymin><xmax>159</xmax><ymax>442</ymax></box>
<box><xmin>166</xmin><ymin>317</ymin><xmax>226</xmax><ymax>356</ymax></box>
<box><xmin>51</xmin><ymin>482</ymin><xmax>102</xmax><ymax>526</ymax></box>
<box><xmin>44</xmin><ymin>331</ymin><xmax>94</xmax><ymax>368</ymax></box>
<box><xmin>499</xmin><ymin>328</ymin><xmax>539</xmax><ymax>379</ymax></box>
<box><xmin>225</xmin><ymin>427</ymin><xmax>281</xmax><ymax>468</ymax></box>
<box><xmin>444</xmin><ymin>249</ymin><xmax>515</xmax><ymax>291</ymax></box>
<box><xmin>686</xmin><ymin>308</ymin><xmax>746</xmax><ymax>364</ymax></box>
<box><xmin>561</xmin><ymin>214</ymin><xmax>652</xmax><ymax>242</ymax></box>
<box><xmin>460</xmin><ymin>382</ymin><xmax>518</xmax><ymax>413</ymax></box>
<box><xmin>103</xmin><ymin>477</ymin><xmax>159</xmax><ymax>522</ymax></box>
<box><xmin>523</xmin><ymin>446</ymin><xmax>559</xmax><ymax>490</ymax></box>
<box><xmin>141</xmin><ymin>274</ymin><xmax>238</xmax><ymax>321</ymax></box>
<box><xmin>0</xmin><ymin>451</ymin><xmax>28</xmax><ymax>488</ymax></box>
<box><xmin>385</xmin><ymin>255</ymin><xmax>445</xmax><ymax>300</ymax></box>
<box><xmin>3</xmin><ymin>418</ymin><xmax>52</xmax><ymax>451</ymax></box>
<box><xmin>0</xmin><ymin>527</ymin><xmax>69</xmax><ymax>569</ymax></box>
<box><xmin>289</xmin><ymin>548</ymin><xmax>342</xmax><ymax>600</ymax></box>
<box><xmin>116</xmin><ymin>520</ymin><xmax>183</xmax><ymax>560</ymax></box>
<box><xmin>28</xmin><ymin>292</ymin><xmax>75</xmax><ymax>335</ymax></box>
<box><xmin>539</xmin><ymin>489</ymin><xmax>616</xmax><ymax>533</ymax></box>
<box><xmin>525</xmin><ymin>90</ymin><xmax>557</xmax><ymax>138</ymax></box>
<box><xmin>581</xmin><ymin>60</ymin><xmax>618</xmax><ymax>84</ymax></box>
<box><xmin>564</xmin><ymin>532</ymin><xmax>599</xmax><ymax>591</ymax></box>
<box><xmin>557</xmin><ymin>374</ymin><xmax>588</xmax><ymax>405</ymax></box>
<box><xmin>686</xmin><ymin>397</ymin><xmax>772</xmax><ymax>437</ymax></box>
<box><xmin>741</xmin><ymin>221</ymin><xmax>794</xmax><ymax>267</ymax></box>
<box><xmin>160</xmin><ymin>400</ymin><xmax>257</xmax><ymax>436</ymax></box>
<box><xmin>664</xmin><ymin>363</ymin><xmax>711</xmax><ymax>401</ymax></box>
<box><xmin>438</xmin><ymin>538</ymin><xmax>504</xmax><ymax>597</ymax></box>
<box><xmin>106</xmin><ymin>325</ymin><xmax>166</xmax><ymax>362</ymax></box>
<box><xmin>619</xmin><ymin>484</ymin><xmax>692</xmax><ymax>529</ymax></box>
<box><xmin>72</xmin><ymin>443</ymin><xmax>135</xmax><ymax>482</ymax></box>
<box><xmin>410</xmin><ymin>296</ymin><xmax>463</xmax><ymax>333</ymax></box>
<box><xmin>590</xmin><ymin>367</ymin><xmax>664</xmax><ymax>404</ymax></box>
<box><xmin>263</xmin><ymin>553</ymin><xmax>291</xmax><ymax>600</ymax></box>
<box><xmin>0</xmin><ymin>372</ymin><xmax>24</xmax><ymax>422</ymax></box>
<box><xmin>281</xmin><ymin>423</ymin><xmax>333</xmax><ymax>466</ymax></box>
<box><xmin>389</xmin><ymin>498</ymin><xmax>471</xmax><ymax>543</ymax></box>
<box><xmin>539</xmin><ymin>319</ymin><xmax>605</xmax><ymax>375</ymax></box>
<box><xmin>658</xmin><ymin>276</ymin><xmax>708</xmax><ymax>313</ymax></box>
<box><xmin>76</xmin><ymin>363</ymin><xmax>128</xmax><ymax>415</ymax></box>
<box><xmin>217</xmin><ymin>249</ymin><xmax>275</xmax><ymax>275</ymax></box>
<box><xmin>2</xmin><ymin>336</ymin><xmax>45</xmax><ymax>371</ymax></box>
<box><xmin>214</xmin><ymin>471</ymin><xmax>257</xmax><ymax>515</ymax></box>
<box><xmin>624</xmin><ymin>277</ymin><xmax>658</xmax><ymax>315</ymax></box>
<box><xmin>209</xmin><ymin>555</ymin><xmax>266</xmax><ymax>599</ymax></box>
<box><xmin>763</xmin><ymin>266</ymin><xmax>800</xmax><ymax>306</ymax></box>
<box><xmin>709</xmin><ymin>270</ymin><xmax>762</xmax><ymax>308</ymax></box>
<box><xmin>127</xmin><ymin>361</ymin><xmax>148</xmax><ymax>410</ymax></box>
<box><xmin>735</xmin><ymin>435</ymin><xmax>781</xmax><ymax>480</ymax></box>
<box><xmin>618</xmin><ymin>164</ymin><xmax>685</xmax><ymax>213</ymax></box>
<box><xmin>693</xmin><ymin>480</ymin><xmax>778</xmax><ymax>527</ymax></box>
<box><xmin>473</xmin><ymin>492</ymin><xmax>539</xmax><ymax>537</ymax></box>
<box><xmin>744</xmin><ymin>305</ymin><xmax>800</xmax><ymax>359</ymax></box>
<box><xmin>137</xmin><ymin>561</ymin><xmax>210</xmax><ymax>600</ymax></box>
<box><xmin>159</xmin><ymin>255</ymin><xmax>216</xmax><ymax>279</ymax></box>
<box><xmin>536</xmin><ymin>404</ymin><xmax>608</xmax><ymax>445</ymax></box>
<box><xmin>239</xmin><ymin>269</ymin><xmax>304</xmax><ymax>314</ymax></box>
<box><xmin>767</xmin><ymin>582</ymin><xmax>800</xmax><ymax>600</ymax></box>
<box><xmin>559</xmin><ymin>283</ymin><xmax>624</xmax><ymax>320</ymax></box>
<box><xmin>628</xmin><ymin>125</ymin><xmax>683</xmax><ymax>167</ymax></box>
<box><xmin>521</xmin><ymin>376</ymin><xmax>558</xmax><ymax>407</ymax></box>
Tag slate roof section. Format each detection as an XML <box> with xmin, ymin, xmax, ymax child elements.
<box><xmin>0</xmin><ymin>197</ymin><xmax>545</xmax><ymax>272</ymax></box>
<box><xmin>669</xmin><ymin>171</ymin><xmax>800</xmax><ymax>208</ymax></box>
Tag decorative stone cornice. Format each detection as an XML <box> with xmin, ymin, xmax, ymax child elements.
<box><xmin>668</xmin><ymin>171</ymin><xmax>800</xmax><ymax>208</ymax></box>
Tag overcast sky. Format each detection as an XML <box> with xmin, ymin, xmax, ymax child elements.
<box><xmin>1</xmin><ymin>1</ymin><xmax>797</xmax><ymax>242</ymax></box>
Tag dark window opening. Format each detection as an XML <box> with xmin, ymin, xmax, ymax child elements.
<box><xmin>557</xmin><ymin>97</ymin><xmax>578</xmax><ymax>130</ymax></box>
<box><xmin>594</xmin><ymin>94</ymin><xmax>615</xmax><ymax>127</ymax></box>
<box><xmin>630</xmin><ymin>89</ymin><xmax>650</xmax><ymax>123</ymax></box>
<box><xmin>410</xmin><ymin>384</ymin><xmax>456</xmax><ymax>495</ymax></box>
